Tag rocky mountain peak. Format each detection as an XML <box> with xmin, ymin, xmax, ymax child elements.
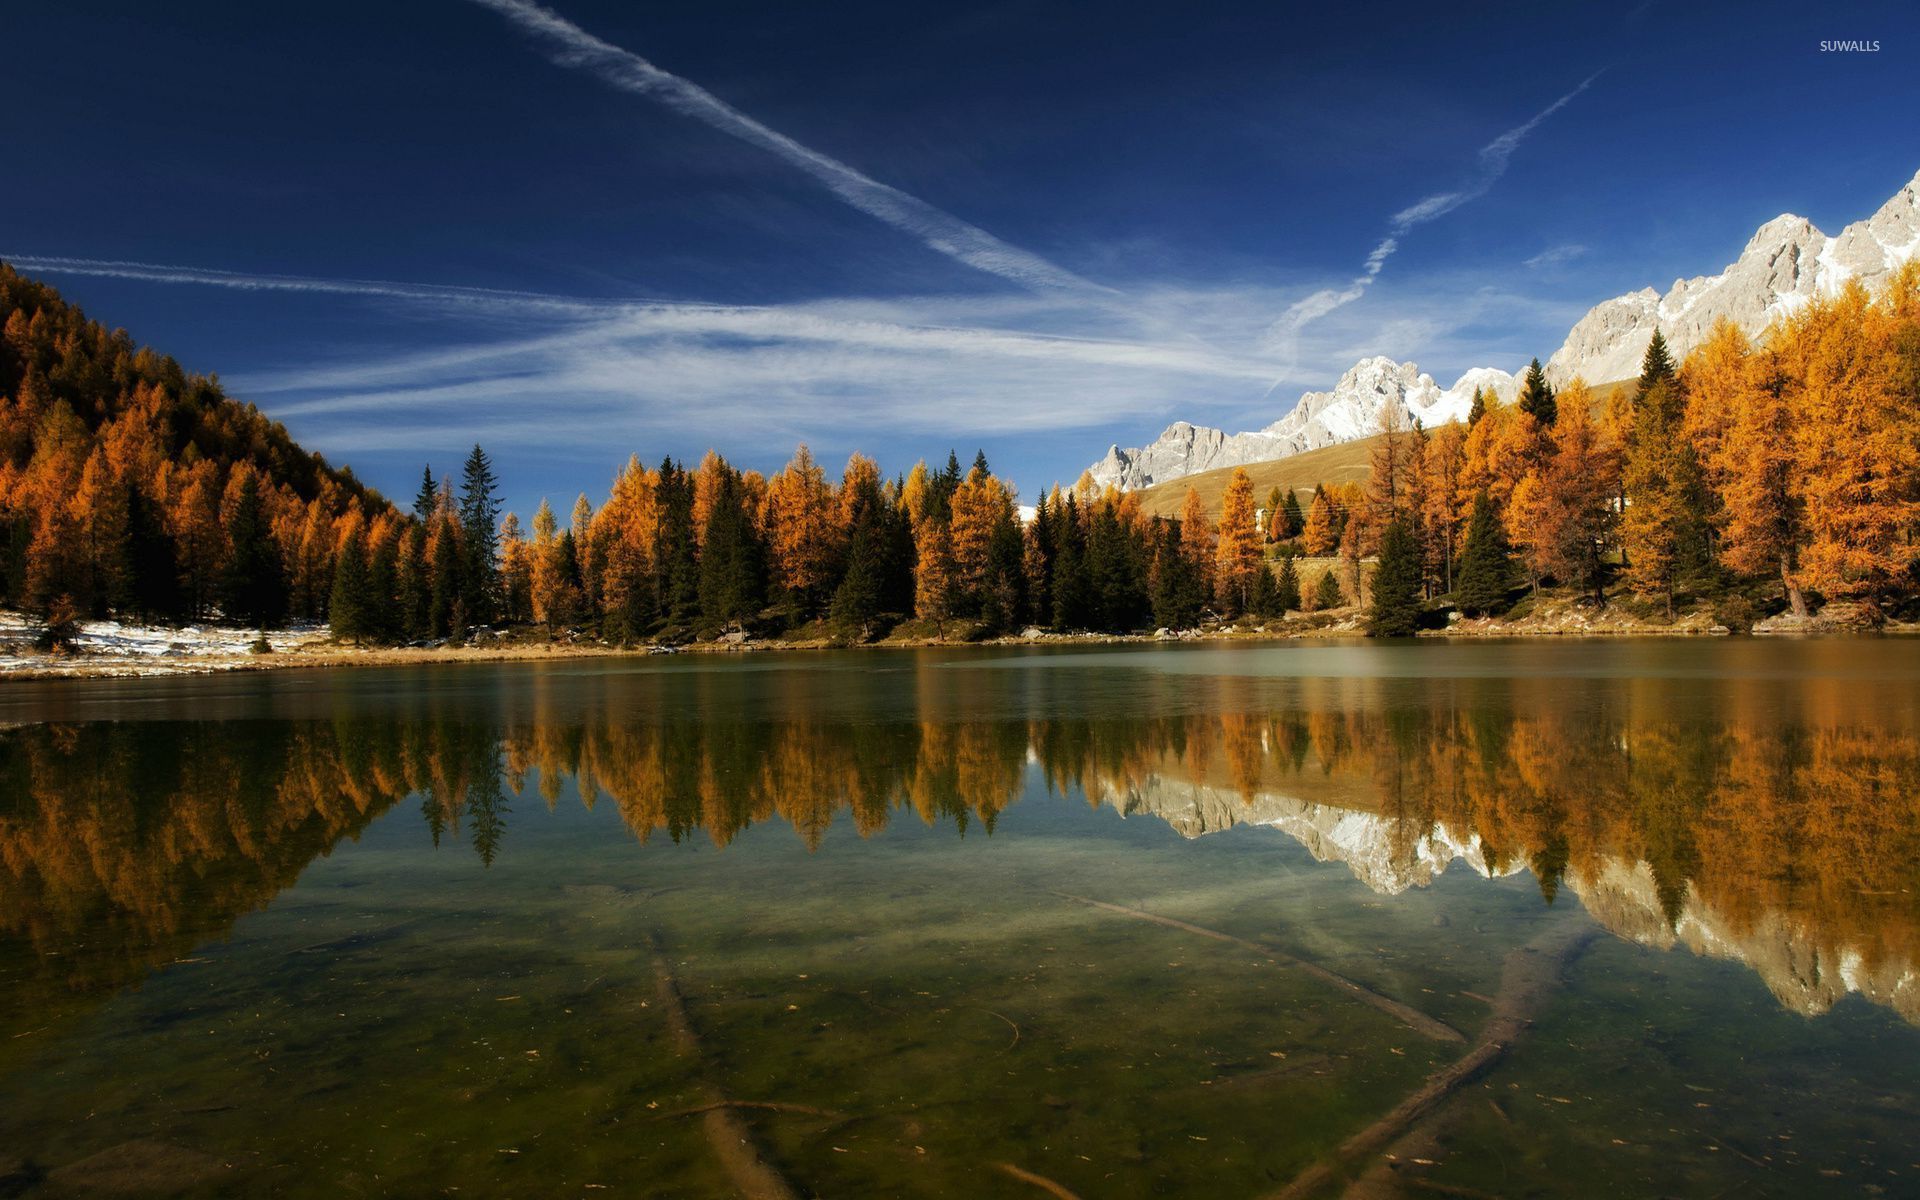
<box><xmin>1084</xmin><ymin>167</ymin><xmax>1920</xmax><ymax>494</ymax></box>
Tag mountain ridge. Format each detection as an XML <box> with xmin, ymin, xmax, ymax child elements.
<box><xmin>1086</xmin><ymin>167</ymin><xmax>1920</xmax><ymax>492</ymax></box>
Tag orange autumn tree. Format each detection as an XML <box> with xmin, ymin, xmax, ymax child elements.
<box><xmin>762</xmin><ymin>444</ymin><xmax>840</xmax><ymax>615</ymax></box>
<box><xmin>1178</xmin><ymin>486</ymin><xmax>1216</xmax><ymax>601</ymax></box>
<box><xmin>1686</xmin><ymin>320</ymin><xmax>1807</xmax><ymax>615</ymax></box>
<box><xmin>1300</xmin><ymin>485</ymin><xmax>1342</xmax><ymax>556</ymax></box>
<box><xmin>1214</xmin><ymin>467</ymin><xmax>1264</xmax><ymax>615</ymax></box>
<box><xmin>1777</xmin><ymin>274</ymin><xmax>1920</xmax><ymax>603</ymax></box>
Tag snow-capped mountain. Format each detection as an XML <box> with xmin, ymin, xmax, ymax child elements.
<box><xmin>1548</xmin><ymin>168</ymin><xmax>1920</xmax><ymax>385</ymax></box>
<box><xmin>1086</xmin><ymin>358</ymin><xmax>1517</xmax><ymax>492</ymax></box>
<box><xmin>1086</xmin><ymin>167</ymin><xmax>1920</xmax><ymax>493</ymax></box>
<box><xmin>1092</xmin><ymin>771</ymin><xmax>1919</xmax><ymax>1025</ymax></box>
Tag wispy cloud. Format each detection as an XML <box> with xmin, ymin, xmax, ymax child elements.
<box><xmin>0</xmin><ymin>254</ymin><xmax>622</xmax><ymax>317</ymax></box>
<box><xmin>10</xmin><ymin>247</ymin><xmax>1582</xmax><ymax>478</ymax></box>
<box><xmin>463</xmin><ymin>0</ymin><xmax>1106</xmax><ymax>297</ymax></box>
<box><xmin>1524</xmin><ymin>243</ymin><xmax>1588</xmax><ymax>269</ymax></box>
<box><xmin>1263</xmin><ymin>72</ymin><xmax>1604</xmax><ymax>365</ymax></box>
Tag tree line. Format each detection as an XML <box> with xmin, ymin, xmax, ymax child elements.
<box><xmin>0</xmin><ymin>264</ymin><xmax>389</xmax><ymax>638</ymax></box>
<box><xmin>1249</xmin><ymin>263</ymin><xmax>1920</xmax><ymax>633</ymax></box>
<box><xmin>334</xmin><ymin>442</ymin><xmax>1309</xmax><ymax>645</ymax></box>
<box><xmin>5</xmin><ymin>260</ymin><xmax>1915</xmax><ymax>644</ymax></box>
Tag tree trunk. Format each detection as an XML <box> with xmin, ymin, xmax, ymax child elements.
<box><xmin>1782</xmin><ymin>554</ymin><xmax>1808</xmax><ymax>618</ymax></box>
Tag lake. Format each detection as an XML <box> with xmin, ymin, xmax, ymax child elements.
<box><xmin>2</xmin><ymin>640</ymin><xmax>1917</xmax><ymax>1198</ymax></box>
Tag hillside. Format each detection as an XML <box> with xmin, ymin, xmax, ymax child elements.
<box><xmin>0</xmin><ymin>262</ymin><xmax>392</xmax><ymax>626</ymax></box>
<box><xmin>1142</xmin><ymin>379</ymin><xmax>1636</xmax><ymax>519</ymax></box>
<box><xmin>1137</xmin><ymin>435</ymin><xmax>1377</xmax><ymax>519</ymax></box>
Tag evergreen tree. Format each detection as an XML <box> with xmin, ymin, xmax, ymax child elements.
<box><xmin>1518</xmin><ymin>358</ymin><xmax>1557</xmax><ymax>426</ymax></box>
<box><xmin>221</xmin><ymin>472</ymin><xmax>287</xmax><ymax>628</ymax></box>
<box><xmin>981</xmin><ymin>510</ymin><xmax>1026</xmax><ymax>632</ymax></box>
<box><xmin>329</xmin><ymin>528</ymin><xmax>371</xmax><ymax>641</ymax></box>
<box><xmin>1455</xmin><ymin>490</ymin><xmax>1515</xmax><ymax>616</ymax></box>
<box><xmin>126</xmin><ymin>485</ymin><xmax>179</xmax><ymax>619</ymax></box>
<box><xmin>1467</xmin><ymin>386</ymin><xmax>1488</xmax><ymax>428</ymax></box>
<box><xmin>1248</xmin><ymin>560</ymin><xmax>1281</xmax><ymax>618</ymax></box>
<box><xmin>1024</xmin><ymin>494</ymin><xmax>1055</xmax><ymax>625</ymax></box>
<box><xmin>429</xmin><ymin>515</ymin><xmax>462</xmax><ymax>638</ymax></box>
<box><xmin>1312</xmin><ymin>568</ymin><xmax>1344</xmax><ymax>611</ymax></box>
<box><xmin>654</xmin><ymin>459</ymin><xmax>700</xmax><ymax>625</ymax></box>
<box><xmin>1637</xmin><ymin>329</ymin><xmax>1677</xmax><ymax>396</ymax></box>
<box><xmin>397</xmin><ymin>524</ymin><xmax>431</xmax><ymax>641</ymax></box>
<box><xmin>1050</xmin><ymin>496</ymin><xmax>1092</xmax><ymax>630</ymax></box>
<box><xmin>829</xmin><ymin>518</ymin><xmax>886</xmax><ymax>638</ymax></box>
<box><xmin>458</xmin><ymin>444</ymin><xmax>501</xmax><ymax>624</ymax></box>
<box><xmin>697</xmin><ymin>470</ymin><xmax>765</xmax><ymax>626</ymax></box>
<box><xmin>1151</xmin><ymin>522</ymin><xmax>1204</xmax><ymax>629</ymax></box>
<box><xmin>1274</xmin><ymin>552</ymin><xmax>1301</xmax><ymax>613</ymax></box>
<box><xmin>1087</xmin><ymin>504</ymin><xmax>1148</xmax><ymax>632</ymax></box>
<box><xmin>413</xmin><ymin>466</ymin><xmax>438</xmax><ymax>522</ymax></box>
<box><xmin>1367</xmin><ymin>517</ymin><xmax>1423</xmax><ymax>637</ymax></box>
<box><xmin>367</xmin><ymin>532</ymin><xmax>400</xmax><ymax>642</ymax></box>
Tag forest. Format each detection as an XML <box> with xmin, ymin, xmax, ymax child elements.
<box><xmin>1</xmin><ymin>260</ymin><xmax>1916</xmax><ymax>645</ymax></box>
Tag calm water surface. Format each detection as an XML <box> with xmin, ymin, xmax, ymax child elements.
<box><xmin>2</xmin><ymin>640</ymin><xmax>1917</xmax><ymax>1198</ymax></box>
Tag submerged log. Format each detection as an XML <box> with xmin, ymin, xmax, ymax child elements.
<box><xmin>647</xmin><ymin>932</ymin><xmax>801</xmax><ymax>1200</ymax></box>
<box><xmin>1265</xmin><ymin>920</ymin><xmax>1599</xmax><ymax>1200</ymax></box>
<box><xmin>994</xmin><ymin>1160</ymin><xmax>1087</xmax><ymax>1200</ymax></box>
<box><xmin>1052</xmin><ymin>892</ymin><xmax>1464</xmax><ymax>1044</ymax></box>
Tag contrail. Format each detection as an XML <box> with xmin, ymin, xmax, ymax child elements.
<box><xmin>463</xmin><ymin>0</ymin><xmax>1107</xmax><ymax>296</ymax></box>
<box><xmin>0</xmin><ymin>254</ymin><xmax>621</xmax><ymax>316</ymax></box>
<box><xmin>5</xmin><ymin>255</ymin><xmax>1267</xmax><ymax>386</ymax></box>
<box><xmin>1264</xmin><ymin>71</ymin><xmax>1604</xmax><ymax>367</ymax></box>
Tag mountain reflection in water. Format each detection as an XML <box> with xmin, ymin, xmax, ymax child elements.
<box><xmin>4</xmin><ymin>654</ymin><xmax>1916</xmax><ymax>1030</ymax></box>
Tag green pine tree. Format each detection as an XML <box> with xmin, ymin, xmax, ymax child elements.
<box><xmin>697</xmin><ymin>470</ymin><xmax>765</xmax><ymax>626</ymax></box>
<box><xmin>413</xmin><ymin>465</ymin><xmax>438</xmax><ymax>522</ymax></box>
<box><xmin>1455</xmin><ymin>490</ymin><xmax>1515</xmax><ymax>616</ymax></box>
<box><xmin>1151</xmin><ymin>524</ymin><xmax>1203</xmax><ymax>629</ymax></box>
<box><xmin>397</xmin><ymin>524</ymin><xmax>431</xmax><ymax>641</ymax></box>
<box><xmin>221</xmin><ymin>473</ymin><xmax>287</xmax><ymax>628</ymax></box>
<box><xmin>458</xmin><ymin>444</ymin><xmax>501</xmax><ymax>624</ymax></box>
<box><xmin>1313</xmin><ymin>568</ymin><xmax>1343</xmax><ymax>611</ymax></box>
<box><xmin>981</xmin><ymin>512</ymin><xmax>1026</xmax><ymax>632</ymax></box>
<box><xmin>1367</xmin><ymin>517</ymin><xmax>1423</xmax><ymax>637</ymax></box>
<box><xmin>829</xmin><ymin>519</ymin><xmax>886</xmax><ymax>638</ymax></box>
<box><xmin>366</xmin><ymin>533</ymin><xmax>399</xmax><ymax>643</ymax></box>
<box><xmin>329</xmin><ymin>529</ymin><xmax>371</xmax><ymax>641</ymax></box>
<box><xmin>1050</xmin><ymin>497</ymin><xmax>1092</xmax><ymax>630</ymax></box>
<box><xmin>429</xmin><ymin>517</ymin><xmax>462</xmax><ymax>639</ymax></box>
<box><xmin>1248</xmin><ymin>559</ymin><xmax>1281</xmax><ymax>618</ymax></box>
<box><xmin>1274</xmin><ymin>553</ymin><xmax>1301</xmax><ymax>612</ymax></box>
<box><xmin>1518</xmin><ymin>358</ymin><xmax>1557</xmax><ymax>426</ymax></box>
<box><xmin>653</xmin><ymin>462</ymin><xmax>700</xmax><ymax>626</ymax></box>
<box><xmin>1467</xmin><ymin>386</ymin><xmax>1488</xmax><ymax>427</ymax></box>
<box><xmin>1637</xmin><ymin>329</ymin><xmax>1676</xmax><ymax>397</ymax></box>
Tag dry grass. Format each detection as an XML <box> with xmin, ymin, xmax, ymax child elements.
<box><xmin>1136</xmin><ymin>379</ymin><xmax>1638</xmax><ymax>521</ymax></box>
<box><xmin>1137</xmin><ymin>437</ymin><xmax>1378</xmax><ymax>519</ymax></box>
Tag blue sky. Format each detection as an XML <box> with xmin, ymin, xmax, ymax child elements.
<box><xmin>5</xmin><ymin>0</ymin><xmax>1917</xmax><ymax>518</ymax></box>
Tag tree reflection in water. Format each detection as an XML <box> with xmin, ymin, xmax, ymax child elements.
<box><xmin>3</xmin><ymin>660</ymin><xmax>1916</xmax><ymax>1028</ymax></box>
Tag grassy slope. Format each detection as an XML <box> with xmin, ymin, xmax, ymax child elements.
<box><xmin>1137</xmin><ymin>379</ymin><xmax>1638</xmax><ymax>519</ymax></box>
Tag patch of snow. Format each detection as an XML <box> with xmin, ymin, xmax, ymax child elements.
<box><xmin>0</xmin><ymin>610</ymin><xmax>329</xmax><ymax>674</ymax></box>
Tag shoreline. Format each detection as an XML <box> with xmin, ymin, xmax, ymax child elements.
<box><xmin>3</xmin><ymin>606</ymin><xmax>1913</xmax><ymax>681</ymax></box>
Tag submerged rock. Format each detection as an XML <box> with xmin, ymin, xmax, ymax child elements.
<box><xmin>48</xmin><ymin>1140</ymin><xmax>227</xmax><ymax>1195</ymax></box>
